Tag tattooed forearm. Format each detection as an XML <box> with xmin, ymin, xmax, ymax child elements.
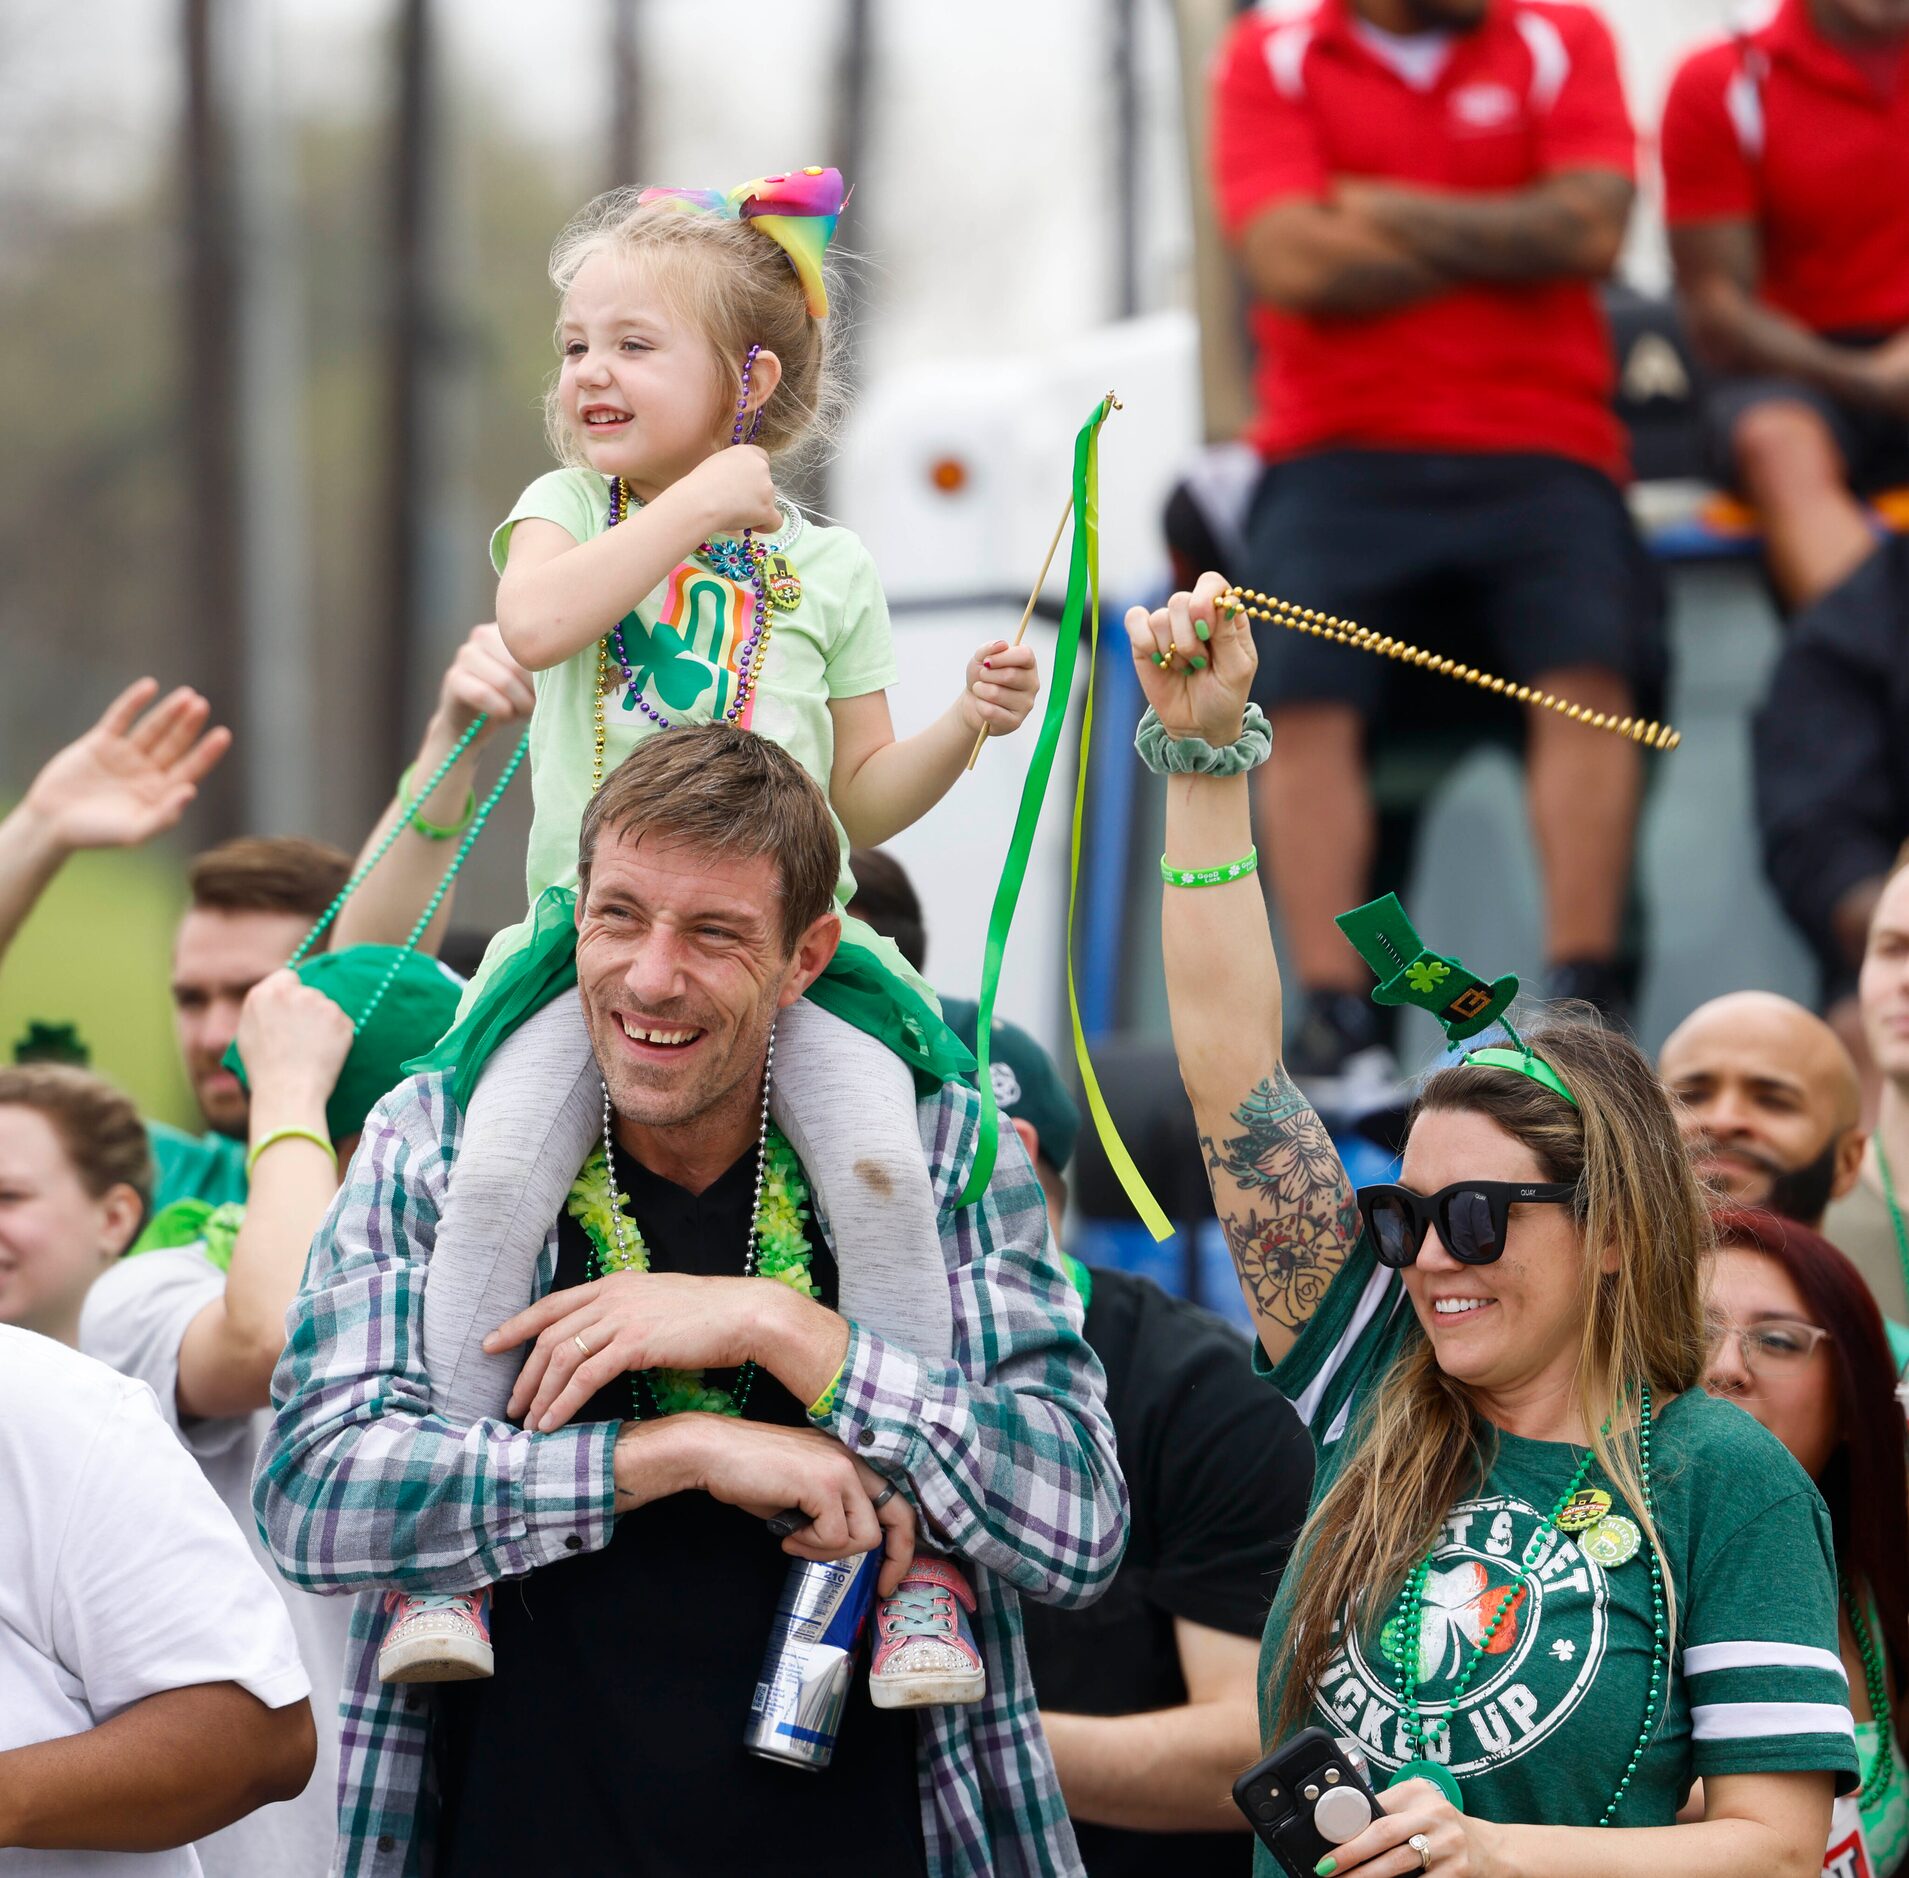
<box><xmin>1199</xmin><ymin>1067</ymin><xmax>1361</xmax><ymax>1332</ymax></box>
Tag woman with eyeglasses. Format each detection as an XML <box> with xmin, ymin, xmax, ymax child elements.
<box><xmin>1703</xmin><ymin>1206</ymin><xmax>1909</xmax><ymax>1874</ymax></box>
<box><xmin>1128</xmin><ymin>574</ymin><xmax>1856</xmax><ymax>1878</ymax></box>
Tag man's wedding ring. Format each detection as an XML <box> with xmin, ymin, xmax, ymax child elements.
<box><xmin>573</xmin><ymin>1332</ymin><xmax>593</xmax><ymax>1358</ymax></box>
<box><xmin>871</xmin><ymin>1483</ymin><xmax>898</xmax><ymax>1509</ymax></box>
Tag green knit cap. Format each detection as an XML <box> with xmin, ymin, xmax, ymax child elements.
<box><xmin>223</xmin><ymin>944</ymin><xmax>464</xmax><ymax>1141</ymax></box>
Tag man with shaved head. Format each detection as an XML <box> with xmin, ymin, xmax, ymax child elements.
<box><xmin>1659</xmin><ymin>990</ymin><xmax>1866</xmax><ymax>1229</ymax></box>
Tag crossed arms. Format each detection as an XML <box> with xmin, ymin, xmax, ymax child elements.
<box><xmin>1240</xmin><ymin>169</ymin><xmax>1633</xmax><ymax>319</ymax></box>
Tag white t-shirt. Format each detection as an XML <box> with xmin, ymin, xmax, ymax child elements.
<box><xmin>0</xmin><ymin>1326</ymin><xmax>309</xmax><ymax>1878</ymax></box>
<box><xmin>80</xmin><ymin>1251</ymin><xmax>351</xmax><ymax>1878</ymax></box>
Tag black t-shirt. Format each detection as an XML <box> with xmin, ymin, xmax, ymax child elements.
<box><xmin>433</xmin><ymin>1138</ymin><xmax>926</xmax><ymax>1878</ymax></box>
<box><xmin>1019</xmin><ymin>1268</ymin><xmax>1313</xmax><ymax>1878</ymax></box>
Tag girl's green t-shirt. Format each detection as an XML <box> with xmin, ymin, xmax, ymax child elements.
<box><xmin>1254</xmin><ymin>1241</ymin><xmax>1858</xmax><ymax>1870</ymax></box>
<box><xmin>469</xmin><ymin>468</ymin><xmax>921</xmax><ymax>1011</ymax></box>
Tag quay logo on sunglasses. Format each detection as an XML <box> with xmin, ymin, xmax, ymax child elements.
<box><xmin>1358</xmin><ymin>1180</ymin><xmax>1579</xmax><ymax>1267</ymax></box>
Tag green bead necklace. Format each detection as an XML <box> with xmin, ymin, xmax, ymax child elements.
<box><xmin>565</xmin><ymin>1033</ymin><xmax>818</xmax><ymax>1422</ymax></box>
<box><xmin>285</xmin><ymin>713</ymin><xmax>530</xmax><ymax>1034</ymax></box>
<box><xmin>1388</xmin><ymin>1383</ymin><xmax>1665</xmax><ymax>1825</ymax></box>
<box><xmin>1844</xmin><ymin>1572</ymin><xmax>1899</xmax><ymax>1809</ymax></box>
<box><xmin>1872</xmin><ymin>1137</ymin><xmax>1909</xmax><ymax>1321</ymax></box>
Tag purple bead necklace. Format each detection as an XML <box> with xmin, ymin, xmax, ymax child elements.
<box><xmin>603</xmin><ymin>342</ymin><xmax>776</xmax><ymax>729</ymax></box>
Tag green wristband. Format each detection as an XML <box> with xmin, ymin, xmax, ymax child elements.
<box><xmin>399</xmin><ymin>762</ymin><xmax>478</xmax><ymax>841</ymax></box>
<box><xmin>1161</xmin><ymin>847</ymin><xmax>1259</xmax><ymax>889</ymax></box>
<box><xmin>246</xmin><ymin>1125</ymin><xmax>338</xmax><ymax>1180</ymax></box>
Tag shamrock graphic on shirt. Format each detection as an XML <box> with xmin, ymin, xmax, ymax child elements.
<box><xmin>617</xmin><ymin>613</ymin><xmax>714</xmax><ymax>714</ymax></box>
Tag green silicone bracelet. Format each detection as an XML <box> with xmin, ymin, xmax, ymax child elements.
<box><xmin>1160</xmin><ymin>847</ymin><xmax>1259</xmax><ymax>889</ymax></box>
<box><xmin>399</xmin><ymin>762</ymin><xmax>478</xmax><ymax>841</ymax></box>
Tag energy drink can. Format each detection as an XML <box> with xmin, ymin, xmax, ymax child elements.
<box><xmin>744</xmin><ymin>1550</ymin><xmax>881</xmax><ymax>1770</ymax></box>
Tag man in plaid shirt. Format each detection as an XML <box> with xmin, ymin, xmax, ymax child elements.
<box><xmin>252</xmin><ymin>725</ymin><xmax>1128</xmax><ymax>1877</ymax></box>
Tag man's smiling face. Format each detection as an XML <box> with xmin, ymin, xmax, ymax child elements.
<box><xmin>575</xmin><ymin>829</ymin><xmax>831</xmax><ymax>1135</ymax></box>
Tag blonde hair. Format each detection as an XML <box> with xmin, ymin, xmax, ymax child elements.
<box><xmin>1272</xmin><ymin>1014</ymin><xmax>1711</xmax><ymax>1738</ymax></box>
<box><xmin>543</xmin><ymin>188</ymin><xmax>841</xmax><ymax>472</ymax></box>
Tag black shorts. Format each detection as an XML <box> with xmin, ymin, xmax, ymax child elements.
<box><xmin>1704</xmin><ymin>353</ymin><xmax>1909</xmax><ymax>495</ymax></box>
<box><xmin>1242</xmin><ymin>450</ymin><xmax>1665</xmax><ymax>721</ymax></box>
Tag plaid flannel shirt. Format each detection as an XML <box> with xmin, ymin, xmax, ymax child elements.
<box><xmin>252</xmin><ymin>1068</ymin><xmax>1127</xmax><ymax>1877</ymax></box>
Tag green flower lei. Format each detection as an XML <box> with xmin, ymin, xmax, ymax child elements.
<box><xmin>564</xmin><ymin>1122</ymin><xmax>816</xmax><ymax>1419</ymax></box>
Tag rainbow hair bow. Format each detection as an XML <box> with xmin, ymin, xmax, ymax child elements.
<box><xmin>636</xmin><ymin>167</ymin><xmax>846</xmax><ymax>319</ymax></box>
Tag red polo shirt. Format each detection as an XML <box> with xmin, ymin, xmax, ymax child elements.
<box><xmin>1212</xmin><ymin>0</ymin><xmax>1635</xmax><ymax>476</ymax></box>
<box><xmin>1661</xmin><ymin>0</ymin><xmax>1909</xmax><ymax>335</ymax></box>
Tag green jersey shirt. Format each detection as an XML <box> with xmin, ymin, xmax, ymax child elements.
<box><xmin>1255</xmin><ymin>1239</ymin><xmax>1857</xmax><ymax>1869</ymax></box>
<box><xmin>143</xmin><ymin>1118</ymin><xmax>247</xmax><ymax>1217</ymax></box>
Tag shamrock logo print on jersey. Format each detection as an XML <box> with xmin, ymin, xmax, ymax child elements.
<box><xmin>1386</xmin><ymin>1561</ymin><xmax>1528</xmax><ymax>1683</ymax></box>
<box><xmin>1322</xmin><ymin>1493</ymin><xmax>1615</xmax><ymax>1779</ymax></box>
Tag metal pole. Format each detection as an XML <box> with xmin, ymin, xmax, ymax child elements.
<box><xmin>1111</xmin><ymin>0</ymin><xmax>1141</xmax><ymax>320</ymax></box>
<box><xmin>816</xmin><ymin>0</ymin><xmax>873</xmax><ymax>512</ymax></box>
<box><xmin>232</xmin><ymin>0</ymin><xmax>315</xmax><ymax>835</ymax></box>
<box><xmin>609</xmin><ymin>0</ymin><xmax>642</xmax><ymax>187</ymax></box>
<box><xmin>379</xmin><ymin>0</ymin><xmax>432</xmax><ymax>785</ymax></box>
<box><xmin>181</xmin><ymin>0</ymin><xmax>242</xmax><ymax>839</ymax></box>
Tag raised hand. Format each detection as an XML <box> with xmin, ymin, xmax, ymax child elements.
<box><xmin>1123</xmin><ymin>570</ymin><xmax>1258</xmax><ymax>747</ymax></box>
<box><xmin>24</xmin><ymin>679</ymin><xmax>232</xmax><ymax>853</ymax></box>
<box><xmin>960</xmin><ymin>639</ymin><xmax>1041</xmax><ymax>738</ymax></box>
<box><xmin>234</xmin><ymin>969</ymin><xmax>356</xmax><ymax>1119</ymax></box>
<box><xmin>677</xmin><ymin>443</ymin><xmax>782</xmax><ymax>542</ymax></box>
<box><xmin>435</xmin><ymin>623</ymin><xmax>536</xmax><ymax>741</ymax></box>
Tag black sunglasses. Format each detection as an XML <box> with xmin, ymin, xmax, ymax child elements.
<box><xmin>1357</xmin><ymin>1179</ymin><xmax>1580</xmax><ymax>1268</ymax></box>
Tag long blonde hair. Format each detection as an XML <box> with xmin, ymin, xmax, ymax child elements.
<box><xmin>1271</xmin><ymin>1015</ymin><xmax>1711</xmax><ymax>1737</ymax></box>
<box><xmin>543</xmin><ymin>188</ymin><xmax>841</xmax><ymax>470</ymax></box>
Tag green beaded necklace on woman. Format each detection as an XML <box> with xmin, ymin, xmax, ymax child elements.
<box><xmin>1385</xmin><ymin>1382</ymin><xmax>1666</xmax><ymax>1824</ymax></box>
<box><xmin>1872</xmin><ymin>1137</ymin><xmax>1909</xmax><ymax>1322</ymax></box>
<box><xmin>1845</xmin><ymin>1573</ymin><xmax>1900</xmax><ymax>1811</ymax></box>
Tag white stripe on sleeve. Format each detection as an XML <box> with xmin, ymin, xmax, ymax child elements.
<box><xmin>1691</xmin><ymin>1701</ymin><xmax>1855</xmax><ymax>1742</ymax></box>
<box><xmin>1685</xmin><ymin>1641</ymin><xmax>1848</xmax><ymax>1682</ymax></box>
<box><xmin>1293</xmin><ymin>1262</ymin><xmax>1399</xmax><ymax>1429</ymax></box>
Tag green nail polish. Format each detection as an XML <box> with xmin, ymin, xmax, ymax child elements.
<box><xmin>1191</xmin><ymin>655</ymin><xmax>1209</xmax><ymax>670</ymax></box>
<box><xmin>1152</xmin><ymin>652</ymin><xmax>1167</xmax><ymax>666</ymax></box>
<box><xmin>1314</xmin><ymin>1860</ymin><xmax>1337</xmax><ymax>1877</ymax></box>
<box><xmin>1195</xmin><ymin>619</ymin><xmax>1212</xmax><ymax>641</ymax></box>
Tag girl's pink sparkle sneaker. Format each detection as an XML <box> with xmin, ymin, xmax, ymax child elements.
<box><xmin>868</xmin><ymin>1554</ymin><xmax>985</xmax><ymax>1708</ymax></box>
<box><xmin>377</xmin><ymin>1588</ymin><xmax>494</xmax><ymax>1683</ymax></box>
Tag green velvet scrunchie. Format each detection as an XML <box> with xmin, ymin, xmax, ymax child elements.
<box><xmin>1134</xmin><ymin>703</ymin><xmax>1273</xmax><ymax>777</ymax></box>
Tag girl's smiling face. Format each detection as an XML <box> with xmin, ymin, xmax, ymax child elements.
<box><xmin>558</xmin><ymin>250</ymin><xmax>729</xmax><ymax>499</ymax></box>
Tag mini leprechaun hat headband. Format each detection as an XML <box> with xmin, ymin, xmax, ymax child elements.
<box><xmin>1335</xmin><ymin>893</ymin><xmax>1579</xmax><ymax>1108</ymax></box>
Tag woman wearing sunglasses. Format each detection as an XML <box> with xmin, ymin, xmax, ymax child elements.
<box><xmin>1127</xmin><ymin>573</ymin><xmax>1856</xmax><ymax>1878</ymax></box>
<box><xmin>1703</xmin><ymin>1206</ymin><xmax>1909</xmax><ymax>1875</ymax></box>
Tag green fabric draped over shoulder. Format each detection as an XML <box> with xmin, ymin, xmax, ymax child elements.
<box><xmin>405</xmin><ymin>884</ymin><xmax>976</xmax><ymax>1112</ymax></box>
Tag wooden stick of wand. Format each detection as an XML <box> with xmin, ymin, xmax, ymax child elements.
<box><xmin>965</xmin><ymin>491</ymin><xmax>1075</xmax><ymax>773</ymax></box>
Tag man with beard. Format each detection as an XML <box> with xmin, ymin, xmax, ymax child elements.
<box><xmin>1209</xmin><ymin>0</ymin><xmax>1656</xmax><ymax>1096</ymax></box>
<box><xmin>1659</xmin><ymin>990</ymin><xmax>1866</xmax><ymax>1231</ymax></box>
<box><xmin>254</xmin><ymin>725</ymin><xmax>1126</xmax><ymax>1877</ymax></box>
